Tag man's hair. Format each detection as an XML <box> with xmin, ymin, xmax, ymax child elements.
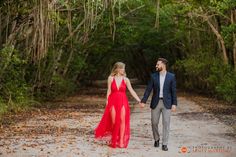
<box><xmin>158</xmin><ymin>58</ymin><xmax>168</xmax><ymax>65</ymax></box>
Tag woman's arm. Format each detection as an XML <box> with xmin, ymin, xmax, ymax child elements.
<box><xmin>106</xmin><ymin>76</ymin><xmax>113</xmax><ymax>104</ymax></box>
<box><xmin>125</xmin><ymin>78</ymin><xmax>141</xmax><ymax>103</ymax></box>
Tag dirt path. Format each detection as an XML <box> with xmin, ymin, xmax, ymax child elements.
<box><xmin>0</xmin><ymin>86</ymin><xmax>235</xmax><ymax>157</ymax></box>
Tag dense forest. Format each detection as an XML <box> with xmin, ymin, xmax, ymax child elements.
<box><xmin>0</xmin><ymin>0</ymin><xmax>236</xmax><ymax>118</ymax></box>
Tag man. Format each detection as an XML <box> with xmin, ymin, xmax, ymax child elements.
<box><xmin>140</xmin><ymin>58</ymin><xmax>177</xmax><ymax>151</ymax></box>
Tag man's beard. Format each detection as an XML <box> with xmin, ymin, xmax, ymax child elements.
<box><xmin>157</xmin><ymin>67</ymin><xmax>163</xmax><ymax>71</ymax></box>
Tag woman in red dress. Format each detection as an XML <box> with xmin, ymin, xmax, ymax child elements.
<box><xmin>94</xmin><ymin>62</ymin><xmax>141</xmax><ymax>148</ymax></box>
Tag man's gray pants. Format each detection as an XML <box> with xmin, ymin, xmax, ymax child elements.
<box><xmin>151</xmin><ymin>100</ymin><xmax>171</xmax><ymax>145</ymax></box>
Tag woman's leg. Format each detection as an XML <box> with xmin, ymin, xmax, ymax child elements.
<box><xmin>120</xmin><ymin>105</ymin><xmax>126</xmax><ymax>147</ymax></box>
<box><xmin>111</xmin><ymin>106</ymin><xmax>116</xmax><ymax>126</ymax></box>
<box><xmin>110</xmin><ymin>106</ymin><xmax>117</xmax><ymax>147</ymax></box>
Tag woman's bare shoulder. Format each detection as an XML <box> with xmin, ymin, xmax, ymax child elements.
<box><xmin>124</xmin><ymin>77</ymin><xmax>130</xmax><ymax>83</ymax></box>
<box><xmin>108</xmin><ymin>75</ymin><xmax>113</xmax><ymax>81</ymax></box>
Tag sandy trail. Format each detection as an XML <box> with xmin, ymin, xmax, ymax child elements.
<box><xmin>0</xmin><ymin>86</ymin><xmax>235</xmax><ymax>157</ymax></box>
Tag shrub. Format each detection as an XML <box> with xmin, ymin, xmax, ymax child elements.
<box><xmin>175</xmin><ymin>53</ymin><xmax>236</xmax><ymax>103</ymax></box>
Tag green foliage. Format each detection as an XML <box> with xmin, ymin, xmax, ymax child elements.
<box><xmin>0</xmin><ymin>97</ymin><xmax>7</xmax><ymax>118</ymax></box>
<box><xmin>1</xmin><ymin>0</ymin><xmax>236</xmax><ymax>121</ymax></box>
<box><xmin>214</xmin><ymin>0</ymin><xmax>236</xmax><ymax>12</ymax></box>
<box><xmin>176</xmin><ymin>54</ymin><xmax>236</xmax><ymax>103</ymax></box>
<box><xmin>0</xmin><ymin>45</ymin><xmax>32</xmax><ymax>118</ymax></box>
<box><xmin>211</xmin><ymin>65</ymin><xmax>236</xmax><ymax>103</ymax></box>
<box><xmin>41</xmin><ymin>74</ymin><xmax>76</xmax><ymax>100</ymax></box>
<box><xmin>222</xmin><ymin>24</ymin><xmax>236</xmax><ymax>48</ymax></box>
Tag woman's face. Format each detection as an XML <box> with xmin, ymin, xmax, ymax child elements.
<box><xmin>117</xmin><ymin>67</ymin><xmax>125</xmax><ymax>75</ymax></box>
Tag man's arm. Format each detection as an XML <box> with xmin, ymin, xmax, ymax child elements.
<box><xmin>171</xmin><ymin>74</ymin><xmax>177</xmax><ymax>112</ymax></box>
<box><xmin>141</xmin><ymin>75</ymin><xmax>154</xmax><ymax>104</ymax></box>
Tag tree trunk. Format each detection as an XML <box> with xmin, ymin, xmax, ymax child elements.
<box><xmin>0</xmin><ymin>12</ymin><xmax>2</xmax><ymax>48</ymax></box>
<box><xmin>0</xmin><ymin>46</ymin><xmax>14</xmax><ymax>78</ymax></box>
<box><xmin>233</xmin><ymin>35</ymin><xmax>236</xmax><ymax>71</ymax></box>
<box><xmin>63</xmin><ymin>48</ymin><xmax>74</xmax><ymax>77</ymax></box>
<box><xmin>205</xmin><ymin>17</ymin><xmax>228</xmax><ymax>64</ymax></box>
<box><xmin>50</xmin><ymin>49</ymin><xmax>63</xmax><ymax>86</ymax></box>
<box><xmin>154</xmin><ymin>0</ymin><xmax>160</xmax><ymax>29</ymax></box>
<box><xmin>231</xmin><ymin>10</ymin><xmax>236</xmax><ymax>71</ymax></box>
<box><xmin>112</xmin><ymin>0</ymin><xmax>116</xmax><ymax>41</ymax></box>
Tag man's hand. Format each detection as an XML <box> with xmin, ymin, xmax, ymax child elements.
<box><xmin>171</xmin><ymin>105</ymin><xmax>177</xmax><ymax>112</ymax></box>
<box><xmin>140</xmin><ymin>103</ymin><xmax>145</xmax><ymax>108</ymax></box>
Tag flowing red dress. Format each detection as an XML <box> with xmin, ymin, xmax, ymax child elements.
<box><xmin>94</xmin><ymin>77</ymin><xmax>130</xmax><ymax>148</ymax></box>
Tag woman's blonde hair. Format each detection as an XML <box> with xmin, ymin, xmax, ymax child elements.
<box><xmin>110</xmin><ymin>62</ymin><xmax>126</xmax><ymax>76</ymax></box>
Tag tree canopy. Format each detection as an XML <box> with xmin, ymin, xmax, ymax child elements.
<box><xmin>0</xmin><ymin>0</ymin><xmax>236</xmax><ymax>117</ymax></box>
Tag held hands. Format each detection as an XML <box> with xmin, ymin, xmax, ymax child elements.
<box><xmin>137</xmin><ymin>99</ymin><xmax>145</xmax><ymax>108</ymax></box>
<box><xmin>137</xmin><ymin>101</ymin><xmax>176</xmax><ymax>111</ymax></box>
<box><xmin>139</xmin><ymin>102</ymin><xmax>145</xmax><ymax>108</ymax></box>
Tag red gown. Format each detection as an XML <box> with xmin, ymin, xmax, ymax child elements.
<box><xmin>94</xmin><ymin>77</ymin><xmax>130</xmax><ymax>148</ymax></box>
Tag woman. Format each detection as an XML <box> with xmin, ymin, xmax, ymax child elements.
<box><xmin>94</xmin><ymin>62</ymin><xmax>141</xmax><ymax>148</ymax></box>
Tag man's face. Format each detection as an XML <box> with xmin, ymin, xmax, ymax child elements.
<box><xmin>156</xmin><ymin>61</ymin><xmax>163</xmax><ymax>71</ymax></box>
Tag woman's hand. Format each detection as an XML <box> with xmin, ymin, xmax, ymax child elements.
<box><xmin>140</xmin><ymin>103</ymin><xmax>145</xmax><ymax>108</ymax></box>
